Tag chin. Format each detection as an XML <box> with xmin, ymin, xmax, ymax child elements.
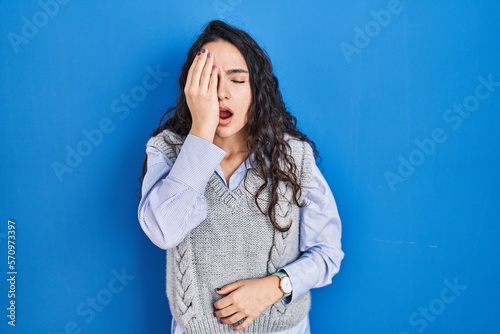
<box><xmin>215</xmin><ymin>120</ymin><xmax>248</xmax><ymax>139</ymax></box>
<box><xmin>215</xmin><ymin>129</ymin><xmax>234</xmax><ymax>139</ymax></box>
<box><xmin>215</xmin><ymin>126</ymin><xmax>244</xmax><ymax>140</ymax></box>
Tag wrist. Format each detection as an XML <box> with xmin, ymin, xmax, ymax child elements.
<box><xmin>189</xmin><ymin>124</ymin><xmax>216</xmax><ymax>143</ymax></box>
<box><xmin>267</xmin><ymin>275</ymin><xmax>285</xmax><ymax>302</ymax></box>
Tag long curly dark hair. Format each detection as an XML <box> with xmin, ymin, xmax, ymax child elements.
<box><xmin>141</xmin><ymin>20</ymin><xmax>318</xmax><ymax>232</ymax></box>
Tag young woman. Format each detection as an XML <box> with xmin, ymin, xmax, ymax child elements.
<box><xmin>138</xmin><ymin>20</ymin><xmax>343</xmax><ymax>334</ymax></box>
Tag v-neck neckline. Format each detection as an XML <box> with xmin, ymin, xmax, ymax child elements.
<box><xmin>214</xmin><ymin>159</ymin><xmax>250</xmax><ymax>191</ymax></box>
<box><xmin>206</xmin><ymin>167</ymin><xmax>262</xmax><ymax>208</ymax></box>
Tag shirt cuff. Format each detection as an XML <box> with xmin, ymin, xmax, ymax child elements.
<box><xmin>280</xmin><ymin>256</ymin><xmax>320</xmax><ymax>304</ymax></box>
<box><xmin>168</xmin><ymin>134</ymin><xmax>226</xmax><ymax>194</ymax></box>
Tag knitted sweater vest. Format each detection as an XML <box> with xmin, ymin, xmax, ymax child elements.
<box><xmin>148</xmin><ymin>130</ymin><xmax>314</xmax><ymax>334</ymax></box>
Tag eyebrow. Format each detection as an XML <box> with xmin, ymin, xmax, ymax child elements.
<box><xmin>225</xmin><ymin>69</ymin><xmax>249</xmax><ymax>74</ymax></box>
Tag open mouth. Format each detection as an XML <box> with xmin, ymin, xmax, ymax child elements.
<box><xmin>219</xmin><ymin>107</ymin><xmax>233</xmax><ymax>120</ymax></box>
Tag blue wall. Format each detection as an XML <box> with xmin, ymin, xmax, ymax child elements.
<box><xmin>1</xmin><ymin>1</ymin><xmax>499</xmax><ymax>333</ymax></box>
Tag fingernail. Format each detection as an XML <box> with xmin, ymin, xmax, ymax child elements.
<box><xmin>207</xmin><ymin>52</ymin><xmax>211</xmax><ymax>59</ymax></box>
<box><xmin>196</xmin><ymin>51</ymin><xmax>201</xmax><ymax>56</ymax></box>
<box><xmin>202</xmin><ymin>48</ymin><xmax>207</xmax><ymax>53</ymax></box>
<box><xmin>213</xmin><ymin>65</ymin><xmax>217</xmax><ymax>69</ymax></box>
<box><xmin>215</xmin><ymin>287</ymin><xmax>221</xmax><ymax>291</ymax></box>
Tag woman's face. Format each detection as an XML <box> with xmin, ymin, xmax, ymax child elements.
<box><xmin>202</xmin><ymin>40</ymin><xmax>252</xmax><ymax>144</ymax></box>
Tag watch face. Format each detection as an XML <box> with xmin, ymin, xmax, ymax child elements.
<box><xmin>281</xmin><ymin>277</ymin><xmax>293</xmax><ymax>294</ymax></box>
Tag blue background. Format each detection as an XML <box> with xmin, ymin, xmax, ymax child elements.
<box><xmin>1</xmin><ymin>1</ymin><xmax>499</xmax><ymax>333</ymax></box>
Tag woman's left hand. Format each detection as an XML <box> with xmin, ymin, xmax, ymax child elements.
<box><xmin>213</xmin><ymin>275</ymin><xmax>283</xmax><ymax>331</ymax></box>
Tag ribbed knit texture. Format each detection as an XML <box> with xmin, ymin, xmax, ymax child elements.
<box><xmin>148</xmin><ymin>130</ymin><xmax>314</xmax><ymax>334</ymax></box>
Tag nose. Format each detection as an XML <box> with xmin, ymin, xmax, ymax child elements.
<box><xmin>217</xmin><ymin>78</ymin><xmax>230</xmax><ymax>100</ymax></box>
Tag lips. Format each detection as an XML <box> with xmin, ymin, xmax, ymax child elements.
<box><xmin>219</xmin><ymin>107</ymin><xmax>233</xmax><ymax>120</ymax></box>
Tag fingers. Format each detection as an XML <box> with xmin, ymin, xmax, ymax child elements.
<box><xmin>214</xmin><ymin>305</ymin><xmax>238</xmax><ymax>319</ymax></box>
<box><xmin>199</xmin><ymin>52</ymin><xmax>215</xmax><ymax>93</ymax></box>
<box><xmin>233</xmin><ymin>316</ymin><xmax>255</xmax><ymax>331</ymax></box>
<box><xmin>216</xmin><ymin>280</ymin><xmax>243</xmax><ymax>295</ymax></box>
<box><xmin>208</xmin><ymin>62</ymin><xmax>218</xmax><ymax>96</ymax></box>
<box><xmin>184</xmin><ymin>48</ymin><xmax>219</xmax><ymax>142</ymax></box>
<box><xmin>215</xmin><ymin>306</ymin><xmax>254</xmax><ymax>331</ymax></box>
<box><xmin>185</xmin><ymin>49</ymin><xmax>204</xmax><ymax>90</ymax></box>
<box><xmin>220</xmin><ymin>312</ymin><xmax>246</xmax><ymax>325</ymax></box>
<box><xmin>214</xmin><ymin>300</ymin><xmax>243</xmax><ymax>327</ymax></box>
<box><xmin>213</xmin><ymin>294</ymin><xmax>231</xmax><ymax>310</ymax></box>
<box><xmin>186</xmin><ymin>48</ymin><xmax>215</xmax><ymax>93</ymax></box>
<box><xmin>184</xmin><ymin>51</ymin><xmax>198</xmax><ymax>90</ymax></box>
<box><xmin>213</xmin><ymin>281</ymin><xmax>243</xmax><ymax>309</ymax></box>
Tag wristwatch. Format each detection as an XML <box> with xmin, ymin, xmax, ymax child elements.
<box><xmin>272</xmin><ymin>271</ymin><xmax>292</xmax><ymax>298</ymax></box>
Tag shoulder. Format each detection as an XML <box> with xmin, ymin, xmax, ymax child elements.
<box><xmin>146</xmin><ymin>129</ymin><xmax>185</xmax><ymax>160</ymax></box>
<box><xmin>147</xmin><ymin>129</ymin><xmax>184</xmax><ymax>147</ymax></box>
<box><xmin>283</xmin><ymin>134</ymin><xmax>315</xmax><ymax>188</ymax></box>
<box><xmin>283</xmin><ymin>134</ymin><xmax>314</xmax><ymax>161</ymax></box>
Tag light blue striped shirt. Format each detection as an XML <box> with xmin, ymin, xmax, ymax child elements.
<box><xmin>138</xmin><ymin>134</ymin><xmax>344</xmax><ymax>334</ymax></box>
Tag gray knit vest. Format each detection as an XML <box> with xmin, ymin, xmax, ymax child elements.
<box><xmin>148</xmin><ymin>130</ymin><xmax>314</xmax><ymax>334</ymax></box>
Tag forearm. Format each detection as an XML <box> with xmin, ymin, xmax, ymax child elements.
<box><xmin>138</xmin><ymin>134</ymin><xmax>226</xmax><ymax>249</ymax></box>
<box><xmin>138</xmin><ymin>179</ymin><xmax>209</xmax><ymax>249</ymax></box>
<box><xmin>281</xmin><ymin>245</ymin><xmax>343</xmax><ymax>302</ymax></box>
<box><xmin>280</xmin><ymin>163</ymin><xmax>344</xmax><ymax>302</ymax></box>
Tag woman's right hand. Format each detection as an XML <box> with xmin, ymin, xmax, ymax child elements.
<box><xmin>185</xmin><ymin>48</ymin><xmax>219</xmax><ymax>142</ymax></box>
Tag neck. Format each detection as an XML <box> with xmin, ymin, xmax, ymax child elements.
<box><xmin>213</xmin><ymin>130</ymin><xmax>248</xmax><ymax>156</ymax></box>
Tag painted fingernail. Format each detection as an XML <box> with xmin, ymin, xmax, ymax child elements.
<box><xmin>213</xmin><ymin>65</ymin><xmax>217</xmax><ymax>69</ymax></box>
<box><xmin>196</xmin><ymin>51</ymin><xmax>201</xmax><ymax>56</ymax></box>
<box><xmin>207</xmin><ymin>52</ymin><xmax>212</xmax><ymax>58</ymax></box>
<box><xmin>202</xmin><ymin>48</ymin><xmax>207</xmax><ymax>53</ymax></box>
<box><xmin>215</xmin><ymin>287</ymin><xmax>221</xmax><ymax>291</ymax></box>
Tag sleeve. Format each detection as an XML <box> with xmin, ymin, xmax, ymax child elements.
<box><xmin>137</xmin><ymin>134</ymin><xmax>226</xmax><ymax>250</ymax></box>
<box><xmin>280</xmin><ymin>162</ymin><xmax>344</xmax><ymax>303</ymax></box>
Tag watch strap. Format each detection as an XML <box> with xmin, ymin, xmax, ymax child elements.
<box><xmin>272</xmin><ymin>271</ymin><xmax>288</xmax><ymax>279</ymax></box>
